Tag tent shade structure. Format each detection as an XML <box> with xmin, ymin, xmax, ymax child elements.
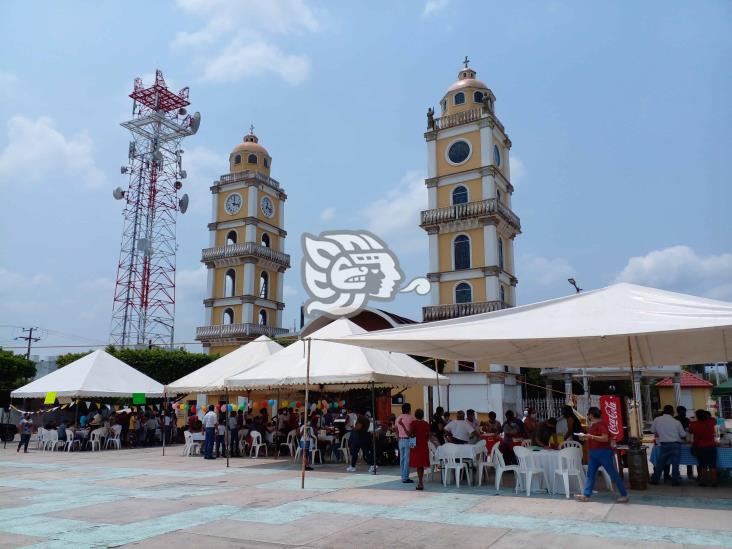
<box><xmin>324</xmin><ymin>284</ymin><xmax>732</xmax><ymax>369</ymax></box>
<box><xmin>10</xmin><ymin>350</ymin><xmax>165</xmax><ymax>398</ymax></box>
<box><xmin>225</xmin><ymin>318</ymin><xmax>448</xmax><ymax>390</ymax></box>
<box><xmin>165</xmin><ymin>335</ymin><xmax>283</xmax><ymax>394</ymax></box>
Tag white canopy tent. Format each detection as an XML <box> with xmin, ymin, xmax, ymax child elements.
<box><xmin>166</xmin><ymin>335</ymin><xmax>283</xmax><ymax>394</ymax></box>
<box><xmin>225</xmin><ymin>318</ymin><xmax>448</xmax><ymax>390</ymax></box>
<box><xmin>11</xmin><ymin>349</ymin><xmax>164</xmax><ymax>398</ymax></box>
<box><xmin>325</xmin><ymin>284</ymin><xmax>732</xmax><ymax>369</ymax></box>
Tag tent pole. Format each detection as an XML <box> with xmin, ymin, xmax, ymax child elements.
<box><xmin>627</xmin><ymin>336</ymin><xmax>642</xmax><ymax>438</ymax></box>
<box><xmin>371</xmin><ymin>381</ymin><xmax>377</xmax><ymax>475</ymax></box>
<box><xmin>434</xmin><ymin>358</ymin><xmax>441</xmax><ymax>408</ymax></box>
<box><xmin>301</xmin><ymin>338</ymin><xmax>311</xmax><ymax>490</ymax></box>
<box><xmin>225</xmin><ymin>387</ymin><xmax>230</xmax><ymax>468</ymax></box>
<box><xmin>162</xmin><ymin>392</ymin><xmax>166</xmax><ymax>457</ymax></box>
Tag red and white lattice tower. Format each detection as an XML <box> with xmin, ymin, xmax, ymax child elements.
<box><xmin>110</xmin><ymin>70</ymin><xmax>201</xmax><ymax>348</ymax></box>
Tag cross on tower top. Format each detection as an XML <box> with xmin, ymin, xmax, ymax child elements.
<box><xmin>463</xmin><ymin>55</ymin><xmax>470</xmax><ymax>69</ymax></box>
<box><xmin>249</xmin><ymin>124</ymin><xmax>255</xmax><ymax>135</ymax></box>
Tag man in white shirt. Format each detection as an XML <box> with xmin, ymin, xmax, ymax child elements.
<box><xmin>445</xmin><ymin>410</ymin><xmax>478</xmax><ymax>445</ymax></box>
<box><xmin>202</xmin><ymin>407</ymin><xmax>218</xmax><ymax>459</ymax></box>
<box><xmin>650</xmin><ymin>405</ymin><xmax>687</xmax><ymax>485</ymax></box>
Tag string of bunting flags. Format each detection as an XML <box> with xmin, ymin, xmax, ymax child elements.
<box><xmin>10</xmin><ymin>400</ymin><xmax>167</xmax><ymax>416</ymax></box>
<box><xmin>172</xmin><ymin>399</ymin><xmax>348</xmax><ymax>415</ymax></box>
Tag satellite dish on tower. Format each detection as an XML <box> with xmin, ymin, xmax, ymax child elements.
<box><xmin>113</xmin><ymin>187</ymin><xmax>126</xmax><ymax>200</ymax></box>
<box><xmin>189</xmin><ymin>112</ymin><xmax>201</xmax><ymax>134</ymax></box>
<box><xmin>179</xmin><ymin>194</ymin><xmax>189</xmax><ymax>214</ymax></box>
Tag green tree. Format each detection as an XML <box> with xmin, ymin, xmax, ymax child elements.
<box><xmin>0</xmin><ymin>348</ymin><xmax>36</xmax><ymax>391</ymax></box>
<box><xmin>56</xmin><ymin>351</ymin><xmax>93</xmax><ymax>367</ymax></box>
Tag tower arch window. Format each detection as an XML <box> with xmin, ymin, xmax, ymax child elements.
<box><xmin>263</xmin><ymin>157</ymin><xmax>269</xmax><ymax>168</ymax></box>
<box><xmin>455</xmin><ymin>282</ymin><xmax>472</xmax><ymax>304</ymax></box>
<box><xmin>259</xmin><ymin>309</ymin><xmax>267</xmax><ymax>326</ymax></box>
<box><xmin>248</xmin><ymin>153</ymin><xmax>258</xmax><ymax>164</ymax></box>
<box><xmin>226</xmin><ymin>230</ymin><xmax>237</xmax><ymax>246</ymax></box>
<box><xmin>498</xmin><ymin>237</ymin><xmax>504</xmax><ymax>270</ymax></box>
<box><xmin>500</xmin><ymin>285</ymin><xmax>506</xmax><ymax>303</ymax></box>
<box><xmin>440</xmin><ymin>99</ymin><xmax>447</xmax><ymax>113</ymax></box>
<box><xmin>496</xmin><ymin>189</ymin><xmax>502</xmax><ymax>204</ymax></box>
<box><xmin>473</xmin><ymin>91</ymin><xmax>484</xmax><ymax>103</ymax></box>
<box><xmin>493</xmin><ymin>144</ymin><xmax>501</xmax><ymax>167</ymax></box>
<box><xmin>454</xmin><ymin>92</ymin><xmax>465</xmax><ymax>105</ymax></box>
<box><xmin>259</xmin><ymin>271</ymin><xmax>269</xmax><ymax>299</ymax></box>
<box><xmin>452</xmin><ymin>185</ymin><xmax>468</xmax><ymax>205</ymax></box>
<box><xmin>261</xmin><ymin>233</ymin><xmax>270</xmax><ymax>248</ymax></box>
<box><xmin>223</xmin><ymin>308</ymin><xmax>234</xmax><ymax>325</ymax></box>
<box><xmin>446</xmin><ymin>139</ymin><xmax>471</xmax><ymax>165</ymax></box>
<box><xmin>225</xmin><ymin>269</ymin><xmax>236</xmax><ymax>297</ymax></box>
<box><xmin>234</xmin><ymin>154</ymin><xmax>241</xmax><ymax>165</ymax></box>
<box><xmin>453</xmin><ymin>235</ymin><xmax>471</xmax><ymax>270</ymax></box>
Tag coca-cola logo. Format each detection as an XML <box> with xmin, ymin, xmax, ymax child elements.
<box><xmin>603</xmin><ymin>399</ymin><xmax>620</xmax><ymax>435</ymax></box>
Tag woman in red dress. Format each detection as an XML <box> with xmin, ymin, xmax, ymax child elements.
<box><xmin>409</xmin><ymin>409</ymin><xmax>430</xmax><ymax>490</ymax></box>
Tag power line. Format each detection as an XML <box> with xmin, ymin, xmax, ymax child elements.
<box><xmin>14</xmin><ymin>327</ymin><xmax>41</xmax><ymax>359</ymax></box>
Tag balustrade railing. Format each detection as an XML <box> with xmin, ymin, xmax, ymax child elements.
<box><xmin>201</xmin><ymin>243</ymin><xmax>290</xmax><ymax>266</ymax></box>
<box><xmin>420</xmin><ymin>198</ymin><xmax>521</xmax><ymax>230</ymax></box>
<box><xmin>422</xmin><ymin>300</ymin><xmax>508</xmax><ymax>322</ymax></box>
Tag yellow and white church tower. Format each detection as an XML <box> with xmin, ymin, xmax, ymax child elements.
<box><xmin>420</xmin><ymin>60</ymin><xmax>523</xmax><ymax>416</ymax></box>
<box><xmin>196</xmin><ymin>128</ymin><xmax>290</xmax><ymax>355</ymax></box>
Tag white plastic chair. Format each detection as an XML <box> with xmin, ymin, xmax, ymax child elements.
<box><xmin>334</xmin><ymin>432</ymin><xmax>351</xmax><ymax>463</ymax></box>
<box><xmin>426</xmin><ymin>441</ymin><xmax>442</xmax><ymax>482</ymax></box>
<box><xmin>559</xmin><ymin>440</ymin><xmax>583</xmax><ymax>450</ymax></box>
<box><xmin>476</xmin><ymin>441</ymin><xmax>496</xmax><ymax>486</ymax></box>
<box><xmin>105</xmin><ymin>425</ymin><xmax>122</xmax><ymax>450</ymax></box>
<box><xmin>520</xmin><ymin>439</ymin><xmax>533</xmax><ymax>448</ymax></box>
<box><xmin>249</xmin><ymin>431</ymin><xmax>268</xmax><ymax>458</ymax></box>
<box><xmin>492</xmin><ymin>444</ymin><xmax>522</xmax><ymax>493</ymax></box>
<box><xmin>294</xmin><ymin>436</ymin><xmax>322</xmax><ymax>464</ymax></box>
<box><xmin>553</xmin><ymin>447</ymin><xmax>585</xmax><ymax>498</ymax></box>
<box><xmin>89</xmin><ymin>429</ymin><xmax>104</xmax><ymax>451</ymax></box>
<box><xmin>514</xmin><ymin>446</ymin><xmax>550</xmax><ymax>496</ymax></box>
<box><xmin>36</xmin><ymin>428</ymin><xmax>46</xmax><ymax>450</ymax></box>
<box><xmin>440</xmin><ymin>444</ymin><xmax>472</xmax><ymax>488</ymax></box>
<box><xmin>64</xmin><ymin>428</ymin><xmax>80</xmax><ymax>452</ymax></box>
<box><xmin>43</xmin><ymin>430</ymin><xmax>61</xmax><ymax>451</ymax></box>
<box><xmin>183</xmin><ymin>431</ymin><xmax>200</xmax><ymax>456</ymax></box>
<box><xmin>279</xmin><ymin>429</ymin><xmax>297</xmax><ymax>457</ymax></box>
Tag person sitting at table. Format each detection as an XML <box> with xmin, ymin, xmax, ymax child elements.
<box><xmin>523</xmin><ymin>408</ymin><xmax>539</xmax><ymax>441</ymax></box>
<box><xmin>445</xmin><ymin>410</ymin><xmax>478</xmax><ymax>445</ymax></box>
<box><xmin>689</xmin><ymin>409</ymin><xmax>717</xmax><ymax>486</ymax></box>
<box><xmin>482</xmin><ymin>411</ymin><xmax>502</xmax><ymax>435</ymax></box>
<box><xmin>430</xmin><ymin>406</ymin><xmax>446</xmax><ymax>445</ymax></box>
<box><xmin>500</xmin><ymin>410</ymin><xmax>523</xmax><ymax>464</ymax></box>
<box><xmin>534</xmin><ymin>417</ymin><xmax>557</xmax><ymax>448</ymax></box>
<box><xmin>466</xmin><ymin>409</ymin><xmax>479</xmax><ymax>431</ymax></box>
<box><xmin>557</xmin><ymin>406</ymin><xmax>584</xmax><ymax>443</ymax></box>
<box><xmin>575</xmin><ymin>407</ymin><xmax>629</xmax><ymax>503</ymax></box>
<box><xmin>79</xmin><ymin>414</ymin><xmax>88</xmax><ymax>428</ymax></box>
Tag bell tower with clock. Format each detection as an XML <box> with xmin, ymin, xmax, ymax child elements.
<box><xmin>196</xmin><ymin>127</ymin><xmax>290</xmax><ymax>355</ymax></box>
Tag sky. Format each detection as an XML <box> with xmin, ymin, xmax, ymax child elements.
<box><xmin>1</xmin><ymin>0</ymin><xmax>731</xmax><ymax>357</ymax></box>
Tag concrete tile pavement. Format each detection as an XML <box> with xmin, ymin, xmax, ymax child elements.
<box><xmin>0</xmin><ymin>446</ymin><xmax>729</xmax><ymax>548</ymax></box>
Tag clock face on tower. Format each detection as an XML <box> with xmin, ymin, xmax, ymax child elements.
<box><xmin>260</xmin><ymin>195</ymin><xmax>275</xmax><ymax>219</ymax></box>
<box><xmin>224</xmin><ymin>193</ymin><xmax>242</xmax><ymax>215</ymax></box>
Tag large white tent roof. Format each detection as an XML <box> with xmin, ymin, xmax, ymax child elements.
<box><xmin>225</xmin><ymin>318</ymin><xmax>447</xmax><ymax>390</ymax></box>
<box><xmin>11</xmin><ymin>350</ymin><xmax>165</xmax><ymax>398</ymax></box>
<box><xmin>326</xmin><ymin>284</ymin><xmax>732</xmax><ymax>369</ymax></box>
<box><xmin>166</xmin><ymin>335</ymin><xmax>283</xmax><ymax>394</ymax></box>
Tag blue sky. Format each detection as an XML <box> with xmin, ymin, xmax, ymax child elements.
<box><xmin>1</xmin><ymin>0</ymin><xmax>731</xmax><ymax>356</ymax></box>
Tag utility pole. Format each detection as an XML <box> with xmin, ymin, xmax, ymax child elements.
<box><xmin>15</xmin><ymin>327</ymin><xmax>41</xmax><ymax>360</ymax></box>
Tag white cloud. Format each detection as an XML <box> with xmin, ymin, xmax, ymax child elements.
<box><xmin>0</xmin><ymin>116</ymin><xmax>104</xmax><ymax>187</ymax></box>
<box><xmin>0</xmin><ymin>267</ymin><xmax>52</xmax><ymax>291</ymax></box>
<box><xmin>361</xmin><ymin>170</ymin><xmax>426</xmax><ymax>253</ymax></box>
<box><xmin>200</xmin><ymin>41</ymin><xmax>311</xmax><ymax>86</ymax></box>
<box><xmin>320</xmin><ymin>207</ymin><xmax>336</xmax><ymax>221</ymax></box>
<box><xmin>173</xmin><ymin>0</ymin><xmax>319</xmax><ymax>86</ymax></box>
<box><xmin>423</xmin><ymin>0</ymin><xmax>451</xmax><ymax>16</ymax></box>
<box><xmin>615</xmin><ymin>245</ymin><xmax>732</xmax><ymax>300</ymax></box>
<box><xmin>180</xmin><ymin>146</ymin><xmax>225</xmax><ymax>213</ymax></box>
<box><xmin>509</xmin><ymin>155</ymin><xmax>526</xmax><ymax>186</ymax></box>
<box><xmin>283</xmin><ymin>284</ymin><xmax>298</xmax><ymax>298</ymax></box>
<box><xmin>520</xmin><ymin>254</ymin><xmax>575</xmax><ymax>288</ymax></box>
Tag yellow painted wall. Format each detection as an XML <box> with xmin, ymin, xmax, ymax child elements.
<box><xmin>213</xmin><ymin>265</ymin><xmax>241</xmax><ymax>298</ymax></box>
<box><xmin>255</xmin><ymin>193</ymin><xmax>282</xmax><ymax>226</ymax></box>
<box><xmin>256</xmin><ymin>268</ymin><xmax>278</xmax><ymax>300</ymax></box>
<box><xmin>256</xmin><ymin>227</ymin><xmax>279</xmax><ymax>249</ymax></box>
<box><xmin>212</xmin><ymin>305</ymin><xmax>241</xmax><ymax>325</ymax></box>
<box><xmin>436</xmin><ymin>178</ymin><xmax>483</xmax><ymax>208</ymax></box>
<box><xmin>217</xmin><ymin>227</ymin><xmax>241</xmax><ymax>246</ymax></box>
<box><xmin>436</xmin><ymin>130</ymin><xmax>482</xmax><ymax>176</ymax></box>
<box><xmin>230</xmin><ymin>152</ymin><xmax>271</xmax><ymax>177</ymax></box>
<box><xmin>442</xmin><ymin>86</ymin><xmax>487</xmax><ymax>116</ymax></box>
<box><xmin>439</xmin><ymin>278</ymin><xmax>486</xmax><ymax>304</ymax></box>
<box><xmin>438</xmin><ymin>227</ymin><xmax>484</xmax><ymax>272</ymax></box>
<box><xmin>256</xmin><ymin>306</ymin><xmax>277</xmax><ymax>325</ymax></box>
<box><xmin>658</xmin><ymin>387</ymin><xmax>713</xmax><ymax>411</ymax></box>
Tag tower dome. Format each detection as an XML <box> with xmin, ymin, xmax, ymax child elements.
<box><xmin>440</xmin><ymin>59</ymin><xmax>493</xmax><ymax>117</ymax></box>
<box><xmin>229</xmin><ymin>126</ymin><xmax>272</xmax><ymax>175</ymax></box>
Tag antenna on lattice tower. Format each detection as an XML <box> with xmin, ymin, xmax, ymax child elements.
<box><xmin>110</xmin><ymin>69</ymin><xmax>202</xmax><ymax>349</ymax></box>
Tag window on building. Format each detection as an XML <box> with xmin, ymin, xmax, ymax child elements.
<box><xmin>493</xmin><ymin>144</ymin><xmax>501</xmax><ymax>166</ymax></box>
<box><xmin>261</xmin><ymin>233</ymin><xmax>270</xmax><ymax>248</ymax></box>
<box><xmin>226</xmin><ymin>230</ymin><xmax>237</xmax><ymax>246</ymax></box>
<box><xmin>454</xmin><ymin>92</ymin><xmax>465</xmax><ymax>105</ymax></box>
<box><xmin>500</xmin><ymin>285</ymin><xmax>506</xmax><ymax>303</ymax></box>
<box><xmin>259</xmin><ymin>271</ymin><xmax>269</xmax><ymax>299</ymax></box>
<box><xmin>454</xmin><ymin>235</ymin><xmax>471</xmax><ymax>270</ymax></box>
<box><xmin>458</xmin><ymin>360</ymin><xmax>475</xmax><ymax>372</ymax></box>
<box><xmin>259</xmin><ymin>309</ymin><xmax>267</xmax><ymax>326</ymax></box>
<box><xmin>447</xmin><ymin>140</ymin><xmax>471</xmax><ymax>164</ymax></box>
<box><xmin>264</xmin><ymin>158</ymin><xmax>269</xmax><ymax>168</ymax></box>
<box><xmin>248</xmin><ymin>153</ymin><xmax>258</xmax><ymax>164</ymax></box>
<box><xmin>223</xmin><ymin>308</ymin><xmax>234</xmax><ymax>325</ymax></box>
<box><xmin>455</xmin><ymin>282</ymin><xmax>472</xmax><ymax>304</ymax></box>
<box><xmin>225</xmin><ymin>269</ymin><xmax>236</xmax><ymax>297</ymax></box>
<box><xmin>440</xmin><ymin>99</ymin><xmax>447</xmax><ymax>112</ymax></box>
<box><xmin>234</xmin><ymin>154</ymin><xmax>241</xmax><ymax>165</ymax></box>
<box><xmin>498</xmin><ymin>237</ymin><xmax>504</xmax><ymax>270</ymax></box>
<box><xmin>496</xmin><ymin>189</ymin><xmax>502</xmax><ymax>204</ymax></box>
<box><xmin>474</xmin><ymin>91</ymin><xmax>484</xmax><ymax>103</ymax></box>
<box><xmin>452</xmin><ymin>185</ymin><xmax>468</xmax><ymax>205</ymax></box>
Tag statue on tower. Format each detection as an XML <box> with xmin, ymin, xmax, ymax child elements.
<box><xmin>427</xmin><ymin>107</ymin><xmax>435</xmax><ymax>130</ymax></box>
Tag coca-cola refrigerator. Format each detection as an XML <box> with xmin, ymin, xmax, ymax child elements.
<box><xmin>600</xmin><ymin>394</ymin><xmax>629</xmax><ymax>444</ymax></box>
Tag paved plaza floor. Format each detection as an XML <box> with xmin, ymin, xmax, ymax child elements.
<box><xmin>0</xmin><ymin>445</ymin><xmax>729</xmax><ymax>548</ymax></box>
